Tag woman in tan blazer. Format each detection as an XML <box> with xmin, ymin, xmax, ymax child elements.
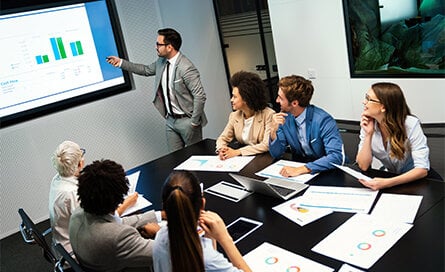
<box><xmin>216</xmin><ymin>71</ymin><xmax>275</xmax><ymax>159</ymax></box>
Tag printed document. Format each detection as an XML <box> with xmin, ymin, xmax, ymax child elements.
<box><xmin>174</xmin><ymin>155</ymin><xmax>254</xmax><ymax>172</ymax></box>
<box><xmin>256</xmin><ymin>159</ymin><xmax>319</xmax><ymax>183</ymax></box>
<box><xmin>273</xmin><ymin>196</ymin><xmax>333</xmax><ymax>226</ymax></box>
<box><xmin>312</xmin><ymin>213</ymin><xmax>412</xmax><ymax>269</ymax></box>
<box><xmin>299</xmin><ymin>186</ymin><xmax>378</xmax><ymax>213</ymax></box>
<box><xmin>244</xmin><ymin>242</ymin><xmax>334</xmax><ymax>272</ymax></box>
<box><xmin>332</xmin><ymin>163</ymin><xmax>372</xmax><ymax>181</ymax></box>
<box><xmin>370</xmin><ymin>193</ymin><xmax>422</xmax><ymax>223</ymax></box>
<box><xmin>121</xmin><ymin>171</ymin><xmax>152</xmax><ymax>216</ymax></box>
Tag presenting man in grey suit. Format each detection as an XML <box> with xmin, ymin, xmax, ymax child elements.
<box><xmin>69</xmin><ymin>159</ymin><xmax>160</xmax><ymax>271</ymax></box>
<box><xmin>107</xmin><ymin>28</ymin><xmax>207</xmax><ymax>152</ymax></box>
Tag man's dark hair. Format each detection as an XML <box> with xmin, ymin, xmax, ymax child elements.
<box><xmin>230</xmin><ymin>71</ymin><xmax>269</xmax><ymax>111</ymax></box>
<box><xmin>77</xmin><ymin>159</ymin><xmax>129</xmax><ymax>215</ymax></box>
<box><xmin>158</xmin><ymin>28</ymin><xmax>182</xmax><ymax>51</ymax></box>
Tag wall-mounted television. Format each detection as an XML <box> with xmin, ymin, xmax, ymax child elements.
<box><xmin>342</xmin><ymin>0</ymin><xmax>445</xmax><ymax>78</ymax></box>
<box><xmin>0</xmin><ymin>0</ymin><xmax>132</xmax><ymax>128</ymax></box>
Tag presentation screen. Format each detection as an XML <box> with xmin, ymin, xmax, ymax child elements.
<box><xmin>0</xmin><ymin>0</ymin><xmax>132</xmax><ymax>128</ymax></box>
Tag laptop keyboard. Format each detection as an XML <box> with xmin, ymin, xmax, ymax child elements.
<box><xmin>268</xmin><ymin>184</ymin><xmax>296</xmax><ymax>196</ymax></box>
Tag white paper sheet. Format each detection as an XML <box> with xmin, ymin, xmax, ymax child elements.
<box><xmin>120</xmin><ymin>194</ymin><xmax>152</xmax><ymax>217</ymax></box>
<box><xmin>299</xmin><ymin>186</ymin><xmax>378</xmax><ymax>213</ymax></box>
<box><xmin>256</xmin><ymin>159</ymin><xmax>319</xmax><ymax>183</ymax></box>
<box><xmin>126</xmin><ymin>171</ymin><xmax>141</xmax><ymax>195</ymax></box>
<box><xmin>120</xmin><ymin>171</ymin><xmax>152</xmax><ymax>217</ymax></box>
<box><xmin>204</xmin><ymin>181</ymin><xmax>252</xmax><ymax>202</ymax></box>
<box><xmin>273</xmin><ymin>196</ymin><xmax>333</xmax><ymax>226</ymax></box>
<box><xmin>312</xmin><ymin>214</ymin><xmax>412</xmax><ymax>269</ymax></box>
<box><xmin>174</xmin><ymin>155</ymin><xmax>254</xmax><ymax>172</ymax></box>
<box><xmin>371</xmin><ymin>193</ymin><xmax>423</xmax><ymax>223</ymax></box>
<box><xmin>332</xmin><ymin>163</ymin><xmax>372</xmax><ymax>181</ymax></box>
<box><xmin>244</xmin><ymin>242</ymin><xmax>334</xmax><ymax>272</ymax></box>
<box><xmin>338</xmin><ymin>263</ymin><xmax>366</xmax><ymax>272</ymax></box>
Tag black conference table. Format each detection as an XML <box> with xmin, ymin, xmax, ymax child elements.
<box><xmin>129</xmin><ymin>139</ymin><xmax>444</xmax><ymax>272</ymax></box>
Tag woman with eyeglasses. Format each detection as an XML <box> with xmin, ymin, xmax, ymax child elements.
<box><xmin>49</xmin><ymin>141</ymin><xmax>138</xmax><ymax>255</ymax></box>
<box><xmin>355</xmin><ymin>82</ymin><xmax>430</xmax><ymax>190</ymax></box>
<box><xmin>153</xmin><ymin>171</ymin><xmax>252</xmax><ymax>272</ymax></box>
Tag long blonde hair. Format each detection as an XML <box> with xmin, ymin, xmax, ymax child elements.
<box><xmin>372</xmin><ymin>82</ymin><xmax>412</xmax><ymax>160</ymax></box>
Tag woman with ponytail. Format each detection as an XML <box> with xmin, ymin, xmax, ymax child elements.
<box><xmin>356</xmin><ymin>82</ymin><xmax>430</xmax><ymax>190</ymax></box>
<box><xmin>153</xmin><ymin>171</ymin><xmax>252</xmax><ymax>272</ymax></box>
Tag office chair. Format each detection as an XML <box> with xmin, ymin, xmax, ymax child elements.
<box><xmin>427</xmin><ymin>167</ymin><xmax>444</xmax><ymax>181</ymax></box>
<box><xmin>54</xmin><ymin>243</ymin><xmax>85</xmax><ymax>272</ymax></box>
<box><xmin>18</xmin><ymin>208</ymin><xmax>57</xmax><ymax>265</ymax></box>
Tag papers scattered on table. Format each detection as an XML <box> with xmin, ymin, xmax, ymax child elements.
<box><xmin>312</xmin><ymin>213</ymin><xmax>412</xmax><ymax>269</ymax></box>
<box><xmin>273</xmin><ymin>196</ymin><xmax>333</xmax><ymax>226</ymax></box>
<box><xmin>126</xmin><ymin>171</ymin><xmax>141</xmax><ymax>195</ymax></box>
<box><xmin>338</xmin><ymin>263</ymin><xmax>366</xmax><ymax>272</ymax></box>
<box><xmin>371</xmin><ymin>193</ymin><xmax>423</xmax><ymax>224</ymax></box>
<box><xmin>256</xmin><ymin>159</ymin><xmax>319</xmax><ymax>183</ymax></box>
<box><xmin>204</xmin><ymin>181</ymin><xmax>252</xmax><ymax>202</ymax></box>
<box><xmin>244</xmin><ymin>242</ymin><xmax>334</xmax><ymax>272</ymax></box>
<box><xmin>120</xmin><ymin>194</ymin><xmax>152</xmax><ymax>217</ymax></box>
<box><xmin>332</xmin><ymin>163</ymin><xmax>372</xmax><ymax>181</ymax></box>
<box><xmin>299</xmin><ymin>186</ymin><xmax>378</xmax><ymax>213</ymax></box>
<box><xmin>174</xmin><ymin>155</ymin><xmax>254</xmax><ymax>172</ymax></box>
<box><xmin>121</xmin><ymin>171</ymin><xmax>152</xmax><ymax>217</ymax></box>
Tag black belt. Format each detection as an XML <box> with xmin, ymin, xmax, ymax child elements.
<box><xmin>168</xmin><ymin>113</ymin><xmax>188</xmax><ymax>119</ymax></box>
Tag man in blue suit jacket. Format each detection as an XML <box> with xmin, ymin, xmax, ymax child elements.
<box><xmin>107</xmin><ymin>28</ymin><xmax>207</xmax><ymax>152</ymax></box>
<box><xmin>269</xmin><ymin>75</ymin><xmax>345</xmax><ymax>177</ymax></box>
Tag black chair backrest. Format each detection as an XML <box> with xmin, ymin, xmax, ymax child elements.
<box><xmin>54</xmin><ymin>243</ymin><xmax>85</xmax><ymax>272</ymax></box>
<box><xmin>18</xmin><ymin>208</ymin><xmax>57</xmax><ymax>264</ymax></box>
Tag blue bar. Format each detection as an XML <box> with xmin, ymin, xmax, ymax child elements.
<box><xmin>70</xmin><ymin>42</ymin><xmax>78</xmax><ymax>56</ymax></box>
<box><xmin>50</xmin><ymin>37</ymin><xmax>61</xmax><ymax>60</ymax></box>
<box><xmin>36</xmin><ymin>55</ymin><xmax>43</xmax><ymax>64</ymax></box>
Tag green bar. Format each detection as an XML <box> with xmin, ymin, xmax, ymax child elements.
<box><xmin>42</xmin><ymin>55</ymin><xmax>49</xmax><ymax>63</ymax></box>
<box><xmin>76</xmin><ymin>41</ymin><xmax>83</xmax><ymax>55</ymax></box>
<box><xmin>56</xmin><ymin>37</ymin><xmax>67</xmax><ymax>59</ymax></box>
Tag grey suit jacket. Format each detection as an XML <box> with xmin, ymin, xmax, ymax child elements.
<box><xmin>69</xmin><ymin>207</ymin><xmax>157</xmax><ymax>271</ymax></box>
<box><xmin>216</xmin><ymin>107</ymin><xmax>275</xmax><ymax>155</ymax></box>
<box><xmin>120</xmin><ymin>53</ymin><xmax>207</xmax><ymax>126</ymax></box>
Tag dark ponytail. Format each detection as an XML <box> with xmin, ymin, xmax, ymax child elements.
<box><xmin>162</xmin><ymin>171</ymin><xmax>204</xmax><ymax>272</ymax></box>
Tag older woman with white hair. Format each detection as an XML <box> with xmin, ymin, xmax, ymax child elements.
<box><xmin>49</xmin><ymin>140</ymin><xmax>85</xmax><ymax>255</ymax></box>
<box><xmin>49</xmin><ymin>140</ymin><xmax>137</xmax><ymax>255</ymax></box>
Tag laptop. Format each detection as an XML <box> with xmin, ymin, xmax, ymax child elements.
<box><xmin>229</xmin><ymin>173</ymin><xmax>308</xmax><ymax>200</ymax></box>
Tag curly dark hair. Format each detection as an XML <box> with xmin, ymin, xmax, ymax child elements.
<box><xmin>77</xmin><ymin>159</ymin><xmax>129</xmax><ymax>215</ymax></box>
<box><xmin>230</xmin><ymin>71</ymin><xmax>269</xmax><ymax>111</ymax></box>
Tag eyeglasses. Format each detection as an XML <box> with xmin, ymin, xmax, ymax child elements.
<box><xmin>364</xmin><ymin>94</ymin><xmax>381</xmax><ymax>104</ymax></box>
<box><xmin>80</xmin><ymin>148</ymin><xmax>86</xmax><ymax>157</ymax></box>
<box><xmin>156</xmin><ymin>42</ymin><xmax>170</xmax><ymax>48</ymax></box>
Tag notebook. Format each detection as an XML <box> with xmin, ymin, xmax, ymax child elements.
<box><xmin>229</xmin><ymin>173</ymin><xmax>308</xmax><ymax>200</ymax></box>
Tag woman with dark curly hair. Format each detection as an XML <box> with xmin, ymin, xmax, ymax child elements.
<box><xmin>216</xmin><ymin>71</ymin><xmax>275</xmax><ymax>160</ymax></box>
<box><xmin>69</xmin><ymin>159</ymin><xmax>160</xmax><ymax>271</ymax></box>
<box><xmin>356</xmin><ymin>82</ymin><xmax>430</xmax><ymax>190</ymax></box>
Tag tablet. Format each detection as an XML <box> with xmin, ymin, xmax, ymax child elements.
<box><xmin>226</xmin><ymin>217</ymin><xmax>262</xmax><ymax>244</ymax></box>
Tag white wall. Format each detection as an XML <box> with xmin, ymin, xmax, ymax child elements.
<box><xmin>0</xmin><ymin>0</ymin><xmax>231</xmax><ymax>239</ymax></box>
<box><xmin>268</xmin><ymin>0</ymin><xmax>445</xmax><ymax>123</ymax></box>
